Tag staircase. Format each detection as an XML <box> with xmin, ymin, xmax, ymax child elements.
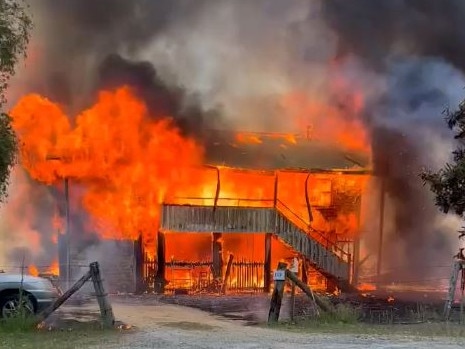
<box><xmin>161</xmin><ymin>202</ymin><xmax>352</xmax><ymax>290</ymax></box>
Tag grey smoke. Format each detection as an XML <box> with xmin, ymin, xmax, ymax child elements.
<box><xmin>320</xmin><ymin>0</ymin><xmax>465</xmax><ymax>281</ymax></box>
<box><xmin>6</xmin><ymin>0</ymin><xmax>465</xmax><ymax>285</ymax></box>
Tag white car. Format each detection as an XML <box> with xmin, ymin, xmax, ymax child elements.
<box><xmin>0</xmin><ymin>273</ymin><xmax>59</xmax><ymax>318</ymax></box>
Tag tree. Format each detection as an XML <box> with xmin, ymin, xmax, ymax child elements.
<box><xmin>0</xmin><ymin>0</ymin><xmax>32</xmax><ymax>202</ymax></box>
<box><xmin>421</xmin><ymin>100</ymin><xmax>465</xmax><ymax>218</ymax></box>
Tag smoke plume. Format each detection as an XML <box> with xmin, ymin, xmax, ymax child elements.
<box><xmin>4</xmin><ymin>0</ymin><xmax>465</xmax><ymax>285</ymax></box>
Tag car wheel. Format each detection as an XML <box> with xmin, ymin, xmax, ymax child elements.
<box><xmin>0</xmin><ymin>293</ymin><xmax>34</xmax><ymax>318</ymax></box>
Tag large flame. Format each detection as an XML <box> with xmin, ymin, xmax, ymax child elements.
<box><xmin>11</xmin><ymin>86</ymin><xmax>204</xmax><ymax>251</ymax></box>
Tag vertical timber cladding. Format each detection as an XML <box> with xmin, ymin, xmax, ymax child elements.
<box><xmin>161</xmin><ymin>205</ymin><xmax>276</xmax><ymax>233</ymax></box>
<box><xmin>62</xmin><ymin>235</ymin><xmax>136</xmax><ymax>294</ymax></box>
<box><xmin>161</xmin><ymin>204</ymin><xmax>350</xmax><ymax>282</ymax></box>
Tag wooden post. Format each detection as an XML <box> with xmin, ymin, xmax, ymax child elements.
<box><xmin>302</xmin><ymin>260</ymin><xmax>308</xmax><ymax>285</ymax></box>
<box><xmin>36</xmin><ymin>270</ymin><xmax>92</xmax><ymax>324</ymax></box>
<box><xmin>212</xmin><ymin>233</ymin><xmax>223</xmax><ymax>279</ymax></box>
<box><xmin>89</xmin><ymin>262</ymin><xmax>115</xmax><ymax>328</ymax></box>
<box><xmin>64</xmin><ymin>177</ymin><xmax>71</xmax><ymax>290</ymax></box>
<box><xmin>352</xmin><ymin>188</ymin><xmax>362</xmax><ymax>285</ymax></box>
<box><xmin>285</xmin><ymin>269</ymin><xmax>332</xmax><ymax>314</ymax></box>
<box><xmin>221</xmin><ymin>254</ymin><xmax>234</xmax><ymax>294</ymax></box>
<box><xmin>267</xmin><ymin>262</ymin><xmax>287</xmax><ymax>324</ymax></box>
<box><xmin>155</xmin><ymin>230</ymin><xmax>166</xmax><ymax>294</ymax></box>
<box><xmin>264</xmin><ymin>234</ymin><xmax>272</xmax><ymax>293</ymax></box>
<box><xmin>290</xmin><ymin>274</ymin><xmax>296</xmax><ymax>321</ymax></box>
<box><xmin>444</xmin><ymin>261</ymin><xmax>462</xmax><ymax>320</ymax></box>
<box><xmin>376</xmin><ymin>177</ymin><xmax>386</xmax><ymax>281</ymax></box>
<box><xmin>134</xmin><ymin>234</ymin><xmax>144</xmax><ymax>294</ymax></box>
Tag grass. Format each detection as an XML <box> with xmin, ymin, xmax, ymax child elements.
<box><xmin>0</xmin><ymin>316</ymin><xmax>126</xmax><ymax>349</ymax></box>
<box><xmin>269</xmin><ymin>302</ymin><xmax>465</xmax><ymax>338</ymax></box>
<box><xmin>276</xmin><ymin>319</ymin><xmax>465</xmax><ymax>338</ymax></box>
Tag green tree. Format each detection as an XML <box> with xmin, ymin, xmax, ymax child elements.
<box><xmin>0</xmin><ymin>0</ymin><xmax>32</xmax><ymax>202</ymax></box>
<box><xmin>421</xmin><ymin>100</ymin><xmax>465</xmax><ymax>217</ymax></box>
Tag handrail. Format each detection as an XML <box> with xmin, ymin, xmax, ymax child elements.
<box><xmin>274</xmin><ymin>199</ymin><xmax>349</xmax><ymax>259</ymax></box>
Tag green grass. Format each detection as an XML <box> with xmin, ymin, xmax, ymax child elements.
<box><xmin>0</xmin><ymin>317</ymin><xmax>126</xmax><ymax>349</ymax></box>
<box><xmin>274</xmin><ymin>320</ymin><xmax>465</xmax><ymax>338</ymax></box>
<box><xmin>268</xmin><ymin>302</ymin><xmax>465</xmax><ymax>338</ymax></box>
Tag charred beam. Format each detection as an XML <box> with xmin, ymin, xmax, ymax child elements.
<box><xmin>155</xmin><ymin>231</ymin><xmax>166</xmax><ymax>294</ymax></box>
<box><xmin>221</xmin><ymin>253</ymin><xmax>234</xmax><ymax>294</ymax></box>
<box><xmin>134</xmin><ymin>234</ymin><xmax>144</xmax><ymax>294</ymax></box>
<box><xmin>212</xmin><ymin>233</ymin><xmax>223</xmax><ymax>279</ymax></box>
<box><xmin>304</xmin><ymin>172</ymin><xmax>314</xmax><ymax>222</ymax></box>
<box><xmin>264</xmin><ymin>234</ymin><xmax>272</xmax><ymax>293</ymax></box>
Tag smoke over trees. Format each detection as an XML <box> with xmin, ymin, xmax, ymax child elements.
<box><xmin>421</xmin><ymin>101</ymin><xmax>465</xmax><ymax>218</ymax></box>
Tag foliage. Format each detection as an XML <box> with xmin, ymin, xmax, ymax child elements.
<box><xmin>0</xmin><ymin>0</ymin><xmax>32</xmax><ymax>202</ymax></box>
<box><xmin>421</xmin><ymin>100</ymin><xmax>465</xmax><ymax>217</ymax></box>
<box><xmin>0</xmin><ymin>112</ymin><xmax>17</xmax><ymax>201</ymax></box>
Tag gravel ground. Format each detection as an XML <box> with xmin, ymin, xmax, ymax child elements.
<box><xmin>68</xmin><ymin>300</ymin><xmax>465</xmax><ymax>349</ymax></box>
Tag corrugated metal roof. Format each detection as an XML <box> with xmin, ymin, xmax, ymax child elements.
<box><xmin>203</xmin><ymin>130</ymin><xmax>371</xmax><ymax>172</ymax></box>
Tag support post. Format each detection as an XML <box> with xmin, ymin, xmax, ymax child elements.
<box><xmin>212</xmin><ymin>233</ymin><xmax>223</xmax><ymax>279</ymax></box>
<box><xmin>134</xmin><ymin>234</ymin><xmax>144</xmax><ymax>294</ymax></box>
<box><xmin>264</xmin><ymin>234</ymin><xmax>272</xmax><ymax>293</ymax></box>
<box><xmin>64</xmin><ymin>177</ymin><xmax>71</xmax><ymax>290</ymax></box>
<box><xmin>155</xmin><ymin>231</ymin><xmax>166</xmax><ymax>293</ymax></box>
<box><xmin>89</xmin><ymin>262</ymin><xmax>115</xmax><ymax>328</ymax></box>
<box><xmin>352</xmin><ymin>186</ymin><xmax>363</xmax><ymax>285</ymax></box>
<box><xmin>267</xmin><ymin>262</ymin><xmax>287</xmax><ymax>324</ymax></box>
<box><xmin>301</xmin><ymin>259</ymin><xmax>308</xmax><ymax>285</ymax></box>
<box><xmin>376</xmin><ymin>177</ymin><xmax>386</xmax><ymax>281</ymax></box>
<box><xmin>221</xmin><ymin>253</ymin><xmax>234</xmax><ymax>294</ymax></box>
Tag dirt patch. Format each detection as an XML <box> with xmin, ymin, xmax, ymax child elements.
<box><xmin>33</xmin><ymin>296</ymin><xmax>465</xmax><ymax>349</ymax></box>
<box><xmin>159</xmin><ymin>321</ymin><xmax>219</xmax><ymax>331</ymax></box>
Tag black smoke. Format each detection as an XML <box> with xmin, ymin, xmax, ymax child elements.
<box><xmin>32</xmin><ymin>0</ymin><xmax>220</xmax><ymax>136</ymax></box>
<box><xmin>320</xmin><ymin>0</ymin><xmax>465</xmax><ymax>279</ymax></box>
<box><xmin>321</xmin><ymin>0</ymin><xmax>465</xmax><ymax>73</ymax></box>
<box><xmin>96</xmin><ymin>54</ymin><xmax>222</xmax><ymax>137</ymax></box>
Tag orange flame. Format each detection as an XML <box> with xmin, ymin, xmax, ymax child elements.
<box><xmin>11</xmin><ymin>86</ymin><xmax>204</xmax><ymax>252</ymax></box>
<box><xmin>28</xmin><ymin>265</ymin><xmax>39</xmax><ymax>276</ymax></box>
<box><xmin>281</xmin><ymin>92</ymin><xmax>370</xmax><ymax>154</ymax></box>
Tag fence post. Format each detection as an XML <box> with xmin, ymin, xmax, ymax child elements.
<box><xmin>36</xmin><ymin>270</ymin><xmax>92</xmax><ymax>324</ymax></box>
<box><xmin>89</xmin><ymin>262</ymin><xmax>115</xmax><ymax>328</ymax></box>
<box><xmin>268</xmin><ymin>262</ymin><xmax>287</xmax><ymax>324</ymax></box>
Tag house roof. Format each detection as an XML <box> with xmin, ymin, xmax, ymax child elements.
<box><xmin>203</xmin><ymin>130</ymin><xmax>372</xmax><ymax>173</ymax></box>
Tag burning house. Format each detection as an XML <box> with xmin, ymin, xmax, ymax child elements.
<box><xmin>155</xmin><ymin>130</ymin><xmax>371</xmax><ymax>294</ymax></box>
<box><xmin>5</xmin><ymin>0</ymin><xmax>462</xmax><ymax>299</ymax></box>
<box><xmin>57</xmin><ymin>127</ymin><xmax>370</xmax><ymax>295</ymax></box>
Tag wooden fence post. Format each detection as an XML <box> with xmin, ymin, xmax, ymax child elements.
<box><xmin>89</xmin><ymin>262</ymin><xmax>115</xmax><ymax>328</ymax></box>
<box><xmin>267</xmin><ymin>262</ymin><xmax>287</xmax><ymax>324</ymax></box>
<box><xmin>36</xmin><ymin>270</ymin><xmax>92</xmax><ymax>324</ymax></box>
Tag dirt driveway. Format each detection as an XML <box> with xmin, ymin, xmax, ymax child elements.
<box><xmin>75</xmin><ymin>301</ymin><xmax>465</xmax><ymax>349</ymax></box>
